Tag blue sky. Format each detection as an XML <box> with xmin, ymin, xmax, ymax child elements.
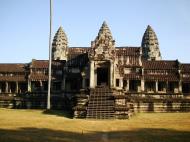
<box><xmin>0</xmin><ymin>0</ymin><xmax>190</xmax><ymax>63</ymax></box>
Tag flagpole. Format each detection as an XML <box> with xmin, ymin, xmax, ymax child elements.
<box><xmin>47</xmin><ymin>0</ymin><xmax>52</xmax><ymax>110</ymax></box>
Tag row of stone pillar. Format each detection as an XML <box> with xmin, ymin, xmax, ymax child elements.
<box><xmin>122</xmin><ymin>79</ymin><xmax>182</xmax><ymax>93</ymax></box>
<box><xmin>28</xmin><ymin>81</ymin><xmax>47</xmax><ymax>92</ymax></box>
<box><xmin>0</xmin><ymin>82</ymin><xmax>19</xmax><ymax>93</ymax></box>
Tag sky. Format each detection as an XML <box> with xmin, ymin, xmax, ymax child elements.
<box><xmin>0</xmin><ymin>0</ymin><xmax>190</xmax><ymax>63</ymax></box>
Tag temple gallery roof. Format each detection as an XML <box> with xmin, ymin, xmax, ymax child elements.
<box><xmin>29</xmin><ymin>60</ymin><xmax>65</xmax><ymax>81</ymax></box>
<box><xmin>0</xmin><ymin>64</ymin><xmax>26</xmax><ymax>72</ymax></box>
<box><xmin>68</xmin><ymin>47</ymin><xmax>141</xmax><ymax>58</ymax></box>
<box><xmin>115</xmin><ymin>47</ymin><xmax>140</xmax><ymax>56</ymax></box>
<box><xmin>0</xmin><ymin>75</ymin><xmax>26</xmax><ymax>81</ymax></box>
<box><xmin>144</xmin><ymin>74</ymin><xmax>179</xmax><ymax>81</ymax></box>
<box><xmin>31</xmin><ymin>60</ymin><xmax>49</xmax><ymax>68</ymax></box>
<box><xmin>181</xmin><ymin>64</ymin><xmax>190</xmax><ymax>73</ymax></box>
<box><xmin>29</xmin><ymin>73</ymin><xmax>49</xmax><ymax>81</ymax></box>
<box><xmin>29</xmin><ymin>73</ymin><xmax>62</xmax><ymax>81</ymax></box>
<box><xmin>0</xmin><ymin>47</ymin><xmax>189</xmax><ymax>74</ymax></box>
<box><xmin>142</xmin><ymin>60</ymin><xmax>178</xmax><ymax>70</ymax></box>
<box><xmin>30</xmin><ymin>59</ymin><xmax>65</xmax><ymax>69</ymax></box>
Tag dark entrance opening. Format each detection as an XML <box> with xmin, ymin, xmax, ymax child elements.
<box><xmin>182</xmin><ymin>83</ymin><xmax>190</xmax><ymax>93</ymax></box>
<box><xmin>97</xmin><ymin>67</ymin><xmax>109</xmax><ymax>86</ymax></box>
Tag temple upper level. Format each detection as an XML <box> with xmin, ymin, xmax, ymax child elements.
<box><xmin>52</xmin><ymin>22</ymin><xmax>163</xmax><ymax>62</ymax></box>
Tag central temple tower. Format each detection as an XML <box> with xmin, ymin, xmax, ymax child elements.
<box><xmin>88</xmin><ymin>21</ymin><xmax>115</xmax><ymax>88</ymax></box>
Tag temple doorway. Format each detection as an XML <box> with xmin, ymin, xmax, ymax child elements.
<box><xmin>97</xmin><ymin>67</ymin><xmax>109</xmax><ymax>86</ymax></box>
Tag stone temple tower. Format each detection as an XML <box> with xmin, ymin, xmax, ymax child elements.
<box><xmin>89</xmin><ymin>21</ymin><xmax>115</xmax><ymax>61</ymax></box>
<box><xmin>141</xmin><ymin>25</ymin><xmax>161</xmax><ymax>61</ymax></box>
<box><xmin>88</xmin><ymin>21</ymin><xmax>115</xmax><ymax>88</ymax></box>
<box><xmin>52</xmin><ymin>26</ymin><xmax>68</xmax><ymax>60</ymax></box>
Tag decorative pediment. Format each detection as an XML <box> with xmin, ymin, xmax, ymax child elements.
<box><xmin>89</xmin><ymin>21</ymin><xmax>115</xmax><ymax>61</ymax></box>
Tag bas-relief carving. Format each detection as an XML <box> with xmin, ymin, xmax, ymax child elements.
<box><xmin>89</xmin><ymin>22</ymin><xmax>115</xmax><ymax>61</ymax></box>
<box><xmin>95</xmin><ymin>46</ymin><xmax>103</xmax><ymax>55</ymax></box>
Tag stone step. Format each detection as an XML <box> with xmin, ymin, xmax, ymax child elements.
<box><xmin>87</xmin><ymin>115</ymin><xmax>114</xmax><ymax>117</ymax></box>
<box><xmin>88</xmin><ymin>102</ymin><xmax>114</xmax><ymax>105</ymax></box>
<box><xmin>87</xmin><ymin>110</ymin><xmax>114</xmax><ymax>112</ymax></box>
<box><xmin>86</xmin><ymin>116</ymin><xmax>114</xmax><ymax>119</ymax></box>
<box><xmin>86</xmin><ymin>87</ymin><xmax>115</xmax><ymax>119</ymax></box>
<box><xmin>87</xmin><ymin>106</ymin><xmax>114</xmax><ymax>109</ymax></box>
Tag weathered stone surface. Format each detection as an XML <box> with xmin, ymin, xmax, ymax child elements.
<box><xmin>52</xmin><ymin>26</ymin><xmax>68</xmax><ymax>60</ymax></box>
<box><xmin>141</xmin><ymin>25</ymin><xmax>162</xmax><ymax>61</ymax></box>
<box><xmin>89</xmin><ymin>21</ymin><xmax>115</xmax><ymax>61</ymax></box>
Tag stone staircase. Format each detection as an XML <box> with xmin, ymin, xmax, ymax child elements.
<box><xmin>86</xmin><ymin>87</ymin><xmax>115</xmax><ymax>119</ymax></box>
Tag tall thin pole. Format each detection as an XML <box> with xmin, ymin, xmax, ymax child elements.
<box><xmin>47</xmin><ymin>0</ymin><xmax>52</xmax><ymax>110</ymax></box>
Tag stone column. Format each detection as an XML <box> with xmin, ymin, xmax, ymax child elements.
<box><xmin>82</xmin><ymin>77</ymin><xmax>85</xmax><ymax>89</ymax></box>
<box><xmin>139</xmin><ymin>47</ymin><xmax>142</xmax><ymax>66</ymax></box>
<box><xmin>0</xmin><ymin>83</ymin><xmax>1</xmax><ymax>93</ymax></box>
<box><xmin>5</xmin><ymin>82</ymin><xmax>8</xmax><ymax>93</ymax></box>
<box><xmin>166</xmin><ymin>81</ymin><xmax>168</xmax><ymax>92</ymax></box>
<box><xmin>28</xmin><ymin>80</ymin><xmax>31</xmax><ymax>92</ymax></box>
<box><xmin>110</xmin><ymin>61</ymin><xmax>113</xmax><ymax>88</ymax></box>
<box><xmin>164</xmin><ymin>81</ymin><xmax>167</xmax><ymax>93</ymax></box>
<box><xmin>120</xmin><ymin>78</ymin><xmax>123</xmax><ymax>88</ymax></box>
<box><xmin>127</xmin><ymin>56</ymin><xmax>129</xmax><ymax>64</ymax></box>
<box><xmin>141</xmin><ymin>79</ymin><xmax>145</xmax><ymax>92</ymax></box>
<box><xmin>94</xmin><ymin>71</ymin><xmax>97</xmax><ymax>87</ymax></box>
<box><xmin>16</xmin><ymin>82</ymin><xmax>19</xmax><ymax>93</ymax></box>
<box><xmin>179</xmin><ymin>80</ymin><xmax>182</xmax><ymax>93</ymax></box>
<box><xmin>155</xmin><ymin>81</ymin><xmax>158</xmax><ymax>92</ymax></box>
<box><xmin>139</xmin><ymin>56</ymin><xmax>142</xmax><ymax>66</ymax></box>
<box><xmin>126</xmin><ymin>80</ymin><xmax>129</xmax><ymax>92</ymax></box>
<box><xmin>62</xmin><ymin>76</ymin><xmax>66</xmax><ymax>90</ymax></box>
<box><xmin>90</xmin><ymin>60</ymin><xmax>95</xmax><ymax>88</ymax></box>
<box><xmin>113</xmin><ymin>62</ymin><xmax>116</xmax><ymax>88</ymax></box>
<box><xmin>40</xmin><ymin>80</ymin><xmax>43</xmax><ymax>91</ymax></box>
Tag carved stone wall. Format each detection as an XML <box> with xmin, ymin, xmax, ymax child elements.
<box><xmin>88</xmin><ymin>22</ymin><xmax>116</xmax><ymax>88</ymax></box>
<box><xmin>89</xmin><ymin>21</ymin><xmax>115</xmax><ymax>61</ymax></box>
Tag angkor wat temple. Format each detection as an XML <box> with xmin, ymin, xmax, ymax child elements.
<box><xmin>0</xmin><ymin>22</ymin><xmax>190</xmax><ymax>119</ymax></box>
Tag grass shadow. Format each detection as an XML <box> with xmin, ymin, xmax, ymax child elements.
<box><xmin>43</xmin><ymin>109</ymin><xmax>73</xmax><ymax>119</ymax></box>
<box><xmin>0</xmin><ymin>127</ymin><xmax>190</xmax><ymax>142</ymax></box>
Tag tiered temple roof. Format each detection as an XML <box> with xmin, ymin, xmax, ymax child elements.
<box><xmin>143</xmin><ymin>60</ymin><xmax>179</xmax><ymax>81</ymax></box>
<box><xmin>29</xmin><ymin>60</ymin><xmax>65</xmax><ymax>81</ymax></box>
<box><xmin>142</xmin><ymin>60</ymin><xmax>178</xmax><ymax>70</ymax></box>
<box><xmin>0</xmin><ymin>64</ymin><xmax>26</xmax><ymax>81</ymax></box>
<box><xmin>115</xmin><ymin>47</ymin><xmax>140</xmax><ymax>56</ymax></box>
<box><xmin>0</xmin><ymin>64</ymin><xmax>26</xmax><ymax>72</ymax></box>
<box><xmin>181</xmin><ymin>64</ymin><xmax>190</xmax><ymax>82</ymax></box>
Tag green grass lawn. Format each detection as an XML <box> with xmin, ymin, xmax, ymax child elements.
<box><xmin>0</xmin><ymin>108</ymin><xmax>190</xmax><ymax>142</ymax></box>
